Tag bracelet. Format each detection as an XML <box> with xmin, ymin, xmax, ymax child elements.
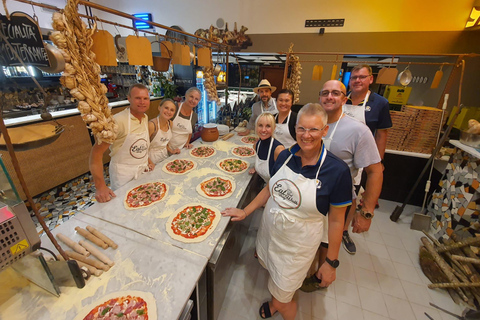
<box><xmin>242</xmin><ymin>209</ymin><xmax>247</xmax><ymax>219</ymax></box>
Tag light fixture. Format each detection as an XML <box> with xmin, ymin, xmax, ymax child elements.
<box><xmin>133</xmin><ymin>13</ymin><xmax>154</xmax><ymax>30</ymax></box>
<box><xmin>465</xmin><ymin>0</ymin><xmax>480</xmax><ymax>28</ymax></box>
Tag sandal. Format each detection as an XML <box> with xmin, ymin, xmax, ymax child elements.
<box><xmin>259</xmin><ymin>301</ymin><xmax>276</xmax><ymax>319</ymax></box>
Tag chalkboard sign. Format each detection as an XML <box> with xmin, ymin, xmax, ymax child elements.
<box><xmin>0</xmin><ymin>12</ymin><xmax>49</xmax><ymax>67</ymax></box>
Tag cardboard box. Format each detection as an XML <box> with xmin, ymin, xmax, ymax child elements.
<box><xmin>384</xmin><ymin>85</ymin><xmax>412</xmax><ymax>105</ymax></box>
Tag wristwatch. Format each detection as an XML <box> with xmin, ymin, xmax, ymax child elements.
<box><xmin>359</xmin><ymin>208</ymin><xmax>374</xmax><ymax>220</ymax></box>
<box><xmin>325</xmin><ymin>257</ymin><xmax>340</xmax><ymax>268</ymax></box>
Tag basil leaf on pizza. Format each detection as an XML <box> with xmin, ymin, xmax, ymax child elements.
<box><xmin>190</xmin><ymin>146</ymin><xmax>216</xmax><ymax>158</ymax></box>
<box><xmin>216</xmin><ymin>158</ymin><xmax>249</xmax><ymax>174</ymax></box>
<box><xmin>124</xmin><ymin>182</ymin><xmax>168</xmax><ymax>210</ymax></box>
<box><xmin>196</xmin><ymin>176</ymin><xmax>236</xmax><ymax>199</ymax></box>
<box><xmin>241</xmin><ymin>136</ymin><xmax>258</xmax><ymax>144</ymax></box>
<box><xmin>232</xmin><ymin>146</ymin><xmax>256</xmax><ymax>157</ymax></box>
<box><xmin>161</xmin><ymin>159</ymin><xmax>197</xmax><ymax>175</ymax></box>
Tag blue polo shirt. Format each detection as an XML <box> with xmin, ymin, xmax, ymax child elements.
<box><xmin>272</xmin><ymin>144</ymin><xmax>352</xmax><ymax>216</ymax></box>
<box><xmin>346</xmin><ymin>91</ymin><xmax>392</xmax><ymax>135</ymax></box>
<box><xmin>255</xmin><ymin>137</ymin><xmax>284</xmax><ymax>177</ymax></box>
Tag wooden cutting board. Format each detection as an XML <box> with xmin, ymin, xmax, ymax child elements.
<box><xmin>172</xmin><ymin>43</ymin><xmax>190</xmax><ymax>66</ymax></box>
<box><xmin>197</xmin><ymin>47</ymin><xmax>212</xmax><ymax>67</ymax></box>
<box><xmin>125</xmin><ymin>35</ymin><xmax>153</xmax><ymax>66</ymax></box>
<box><xmin>91</xmin><ymin>30</ymin><xmax>117</xmax><ymax>66</ymax></box>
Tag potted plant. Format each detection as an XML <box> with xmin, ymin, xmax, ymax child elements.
<box><xmin>155</xmin><ymin>73</ymin><xmax>177</xmax><ymax>99</ymax></box>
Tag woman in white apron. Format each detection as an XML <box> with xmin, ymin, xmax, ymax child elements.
<box><xmin>274</xmin><ymin>89</ymin><xmax>297</xmax><ymax>148</ymax></box>
<box><xmin>148</xmin><ymin>99</ymin><xmax>176</xmax><ymax>164</ymax></box>
<box><xmin>169</xmin><ymin>87</ymin><xmax>201</xmax><ymax>151</ymax></box>
<box><xmin>222</xmin><ymin>104</ymin><xmax>352</xmax><ymax>320</ymax></box>
<box><xmin>249</xmin><ymin>113</ymin><xmax>285</xmax><ymax>183</ymax></box>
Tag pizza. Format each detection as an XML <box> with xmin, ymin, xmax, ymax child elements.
<box><xmin>124</xmin><ymin>182</ymin><xmax>168</xmax><ymax>210</ymax></box>
<box><xmin>161</xmin><ymin>159</ymin><xmax>196</xmax><ymax>175</ymax></box>
<box><xmin>196</xmin><ymin>176</ymin><xmax>236</xmax><ymax>199</ymax></box>
<box><xmin>232</xmin><ymin>146</ymin><xmax>256</xmax><ymax>157</ymax></box>
<box><xmin>190</xmin><ymin>146</ymin><xmax>216</xmax><ymax>158</ymax></box>
<box><xmin>241</xmin><ymin>136</ymin><xmax>258</xmax><ymax>144</ymax></box>
<box><xmin>73</xmin><ymin>291</ymin><xmax>157</xmax><ymax>320</ymax></box>
<box><xmin>166</xmin><ymin>204</ymin><xmax>221</xmax><ymax>243</ymax></box>
<box><xmin>216</xmin><ymin>158</ymin><xmax>249</xmax><ymax>174</ymax></box>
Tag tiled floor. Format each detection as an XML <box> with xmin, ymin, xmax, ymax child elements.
<box><xmin>218</xmin><ymin>199</ymin><xmax>468</xmax><ymax>320</ymax></box>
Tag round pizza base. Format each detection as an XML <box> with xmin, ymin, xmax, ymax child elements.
<box><xmin>166</xmin><ymin>203</ymin><xmax>221</xmax><ymax>243</ymax></box>
<box><xmin>216</xmin><ymin>158</ymin><xmax>249</xmax><ymax>175</ymax></box>
<box><xmin>241</xmin><ymin>136</ymin><xmax>258</xmax><ymax>144</ymax></box>
<box><xmin>196</xmin><ymin>175</ymin><xmax>236</xmax><ymax>200</ymax></box>
<box><xmin>124</xmin><ymin>182</ymin><xmax>169</xmax><ymax>210</ymax></box>
<box><xmin>232</xmin><ymin>146</ymin><xmax>256</xmax><ymax>157</ymax></box>
<box><xmin>189</xmin><ymin>146</ymin><xmax>217</xmax><ymax>158</ymax></box>
<box><xmin>161</xmin><ymin>159</ymin><xmax>197</xmax><ymax>175</ymax></box>
<box><xmin>73</xmin><ymin>290</ymin><xmax>157</xmax><ymax>320</ymax></box>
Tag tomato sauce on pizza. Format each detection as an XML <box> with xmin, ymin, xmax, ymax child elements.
<box><xmin>217</xmin><ymin>158</ymin><xmax>249</xmax><ymax>174</ymax></box>
<box><xmin>124</xmin><ymin>182</ymin><xmax>167</xmax><ymax>209</ymax></box>
<box><xmin>164</xmin><ymin>159</ymin><xmax>195</xmax><ymax>174</ymax></box>
<box><xmin>232</xmin><ymin>146</ymin><xmax>255</xmax><ymax>157</ymax></box>
<box><xmin>241</xmin><ymin>136</ymin><xmax>258</xmax><ymax>144</ymax></box>
<box><xmin>190</xmin><ymin>146</ymin><xmax>215</xmax><ymax>158</ymax></box>
<box><xmin>170</xmin><ymin>205</ymin><xmax>216</xmax><ymax>239</ymax></box>
<box><xmin>83</xmin><ymin>295</ymin><xmax>148</xmax><ymax>320</ymax></box>
<box><xmin>200</xmin><ymin>177</ymin><xmax>233</xmax><ymax>198</ymax></box>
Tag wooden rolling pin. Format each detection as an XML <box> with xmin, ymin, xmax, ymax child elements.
<box><xmin>56</xmin><ymin>233</ymin><xmax>90</xmax><ymax>256</ymax></box>
<box><xmin>221</xmin><ymin>133</ymin><xmax>235</xmax><ymax>141</ymax></box>
<box><xmin>75</xmin><ymin>227</ymin><xmax>108</xmax><ymax>249</ymax></box>
<box><xmin>65</xmin><ymin>250</ymin><xmax>109</xmax><ymax>271</ymax></box>
<box><xmin>75</xmin><ymin>260</ymin><xmax>103</xmax><ymax>277</ymax></box>
<box><xmin>86</xmin><ymin>225</ymin><xmax>118</xmax><ymax>249</ymax></box>
<box><xmin>79</xmin><ymin>240</ymin><xmax>115</xmax><ymax>267</ymax></box>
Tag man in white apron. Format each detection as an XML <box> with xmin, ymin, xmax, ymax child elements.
<box><xmin>89</xmin><ymin>84</ymin><xmax>152</xmax><ymax>203</ymax></box>
<box><xmin>319</xmin><ymin>80</ymin><xmax>383</xmax><ymax>257</ymax></box>
<box><xmin>239</xmin><ymin>79</ymin><xmax>278</xmax><ymax>136</ymax></box>
<box><xmin>222</xmin><ymin>104</ymin><xmax>352</xmax><ymax>320</ymax></box>
<box><xmin>341</xmin><ymin>64</ymin><xmax>392</xmax><ymax>253</ymax></box>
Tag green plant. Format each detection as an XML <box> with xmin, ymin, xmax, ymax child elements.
<box><xmin>155</xmin><ymin>73</ymin><xmax>177</xmax><ymax>99</ymax></box>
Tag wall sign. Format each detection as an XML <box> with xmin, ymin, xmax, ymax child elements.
<box><xmin>0</xmin><ymin>12</ymin><xmax>49</xmax><ymax>67</ymax></box>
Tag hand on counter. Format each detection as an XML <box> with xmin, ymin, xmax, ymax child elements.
<box><xmin>237</xmin><ymin>129</ymin><xmax>250</xmax><ymax>136</ymax></box>
<box><xmin>221</xmin><ymin>207</ymin><xmax>247</xmax><ymax>221</ymax></box>
<box><xmin>351</xmin><ymin>211</ymin><xmax>372</xmax><ymax>233</ymax></box>
<box><xmin>249</xmin><ymin>168</ymin><xmax>256</xmax><ymax>175</ymax></box>
<box><xmin>184</xmin><ymin>143</ymin><xmax>194</xmax><ymax>149</ymax></box>
<box><xmin>95</xmin><ymin>185</ymin><xmax>116</xmax><ymax>203</ymax></box>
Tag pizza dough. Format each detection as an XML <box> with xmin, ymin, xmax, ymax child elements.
<box><xmin>166</xmin><ymin>203</ymin><xmax>221</xmax><ymax>243</ymax></box>
<box><xmin>240</xmin><ymin>136</ymin><xmax>258</xmax><ymax>144</ymax></box>
<box><xmin>216</xmin><ymin>158</ymin><xmax>249</xmax><ymax>174</ymax></box>
<box><xmin>196</xmin><ymin>176</ymin><xmax>236</xmax><ymax>199</ymax></box>
<box><xmin>232</xmin><ymin>146</ymin><xmax>256</xmax><ymax>157</ymax></box>
<box><xmin>73</xmin><ymin>290</ymin><xmax>157</xmax><ymax>320</ymax></box>
<box><xmin>124</xmin><ymin>182</ymin><xmax>168</xmax><ymax>210</ymax></box>
<box><xmin>190</xmin><ymin>146</ymin><xmax>216</xmax><ymax>158</ymax></box>
<box><xmin>161</xmin><ymin>159</ymin><xmax>197</xmax><ymax>175</ymax></box>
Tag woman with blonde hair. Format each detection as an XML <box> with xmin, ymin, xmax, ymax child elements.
<box><xmin>148</xmin><ymin>99</ymin><xmax>178</xmax><ymax>165</ymax></box>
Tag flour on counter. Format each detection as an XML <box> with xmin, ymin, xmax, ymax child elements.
<box><xmin>212</xmin><ymin>140</ymin><xmax>237</xmax><ymax>152</ymax></box>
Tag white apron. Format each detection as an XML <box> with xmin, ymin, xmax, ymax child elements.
<box><xmin>255</xmin><ymin>138</ymin><xmax>274</xmax><ymax>183</ymax></box>
<box><xmin>274</xmin><ymin>111</ymin><xmax>296</xmax><ymax>148</ymax></box>
<box><xmin>343</xmin><ymin>92</ymin><xmax>370</xmax><ymax>186</ymax></box>
<box><xmin>148</xmin><ymin>117</ymin><xmax>172</xmax><ymax>164</ymax></box>
<box><xmin>109</xmin><ymin>110</ymin><xmax>149</xmax><ymax>190</ymax></box>
<box><xmin>256</xmin><ymin>145</ymin><xmax>327</xmax><ymax>292</ymax></box>
<box><xmin>169</xmin><ymin>102</ymin><xmax>192</xmax><ymax>150</ymax></box>
<box><xmin>322</xmin><ymin>113</ymin><xmax>343</xmax><ymax>151</ymax></box>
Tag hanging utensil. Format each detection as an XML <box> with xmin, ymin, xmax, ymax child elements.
<box><xmin>38</xmin><ymin>42</ymin><xmax>65</xmax><ymax>74</ymax></box>
<box><xmin>331</xmin><ymin>63</ymin><xmax>338</xmax><ymax>80</ymax></box>
<box><xmin>431</xmin><ymin>64</ymin><xmax>444</xmax><ymax>89</ymax></box>
<box><xmin>398</xmin><ymin>65</ymin><xmax>413</xmax><ymax>86</ymax></box>
<box><xmin>312</xmin><ymin>65</ymin><xmax>323</xmax><ymax>81</ymax></box>
<box><xmin>91</xmin><ymin>30</ymin><xmax>117</xmax><ymax>66</ymax></box>
<box><xmin>125</xmin><ymin>32</ymin><xmax>153</xmax><ymax>66</ymax></box>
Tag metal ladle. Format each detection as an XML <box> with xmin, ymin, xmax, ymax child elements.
<box><xmin>398</xmin><ymin>65</ymin><xmax>413</xmax><ymax>86</ymax></box>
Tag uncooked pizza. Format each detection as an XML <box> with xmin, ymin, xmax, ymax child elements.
<box><xmin>196</xmin><ymin>176</ymin><xmax>236</xmax><ymax>199</ymax></box>
<box><xmin>161</xmin><ymin>159</ymin><xmax>197</xmax><ymax>175</ymax></box>
<box><xmin>241</xmin><ymin>136</ymin><xmax>258</xmax><ymax>144</ymax></box>
<box><xmin>232</xmin><ymin>146</ymin><xmax>256</xmax><ymax>157</ymax></box>
<box><xmin>124</xmin><ymin>182</ymin><xmax>168</xmax><ymax>210</ymax></box>
<box><xmin>73</xmin><ymin>291</ymin><xmax>157</xmax><ymax>320</ymax></box>
<box><xmin>216</xmin><ymin>158</ymin><xmax>249</xmax><ymax>174</ymax></box>
<box><xmin>190</xmin><ymin>146</ymin><xmax>216</xmax><ymax>158</ymax></box>
<box><xmin>166</xmin><ymin>204</ymin><xmax>221</xmax><ymax>243</ymax></box>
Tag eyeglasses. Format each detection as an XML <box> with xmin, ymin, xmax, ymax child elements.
<box><xmin>296</xmin><ymin>125</ymin><xmax>327</xmax><ymax>135</ymax></box>
<box><xmin>319</xmin><ymin>90</ymin><xmax>345</xmax><ymax>97</ymax></box>
<box><xmin>350</xmin><ymin>75</ymin><xmax>371</xmax><ymax>81</ymax></box>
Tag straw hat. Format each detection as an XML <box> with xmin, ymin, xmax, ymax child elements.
<box><xmin>253</xmin><ymin>79</ymin><xmax>276</xmax><ymax>94</ymax></box>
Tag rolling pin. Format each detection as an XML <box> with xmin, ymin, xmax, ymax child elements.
<box><xmin>75</xmin><ymin>260</ymin><xmax>103</xmax><ymax>277</ymax></box>
<box><xmin>75</xmin><ymin>227</ymin><xmax>108</xmax><ymax>249</ymax></box>
<box><xmin>56</xmin><ymin>233</ymin><xmax>90</xmax><ymax>256</ymax></box>
<box><xmin>79</xmin><ymin>240</ymin><xmax>115</xmax><ymax>267</ymax></box>
<box><xmin>221</xmin><ymin>133</ymin><xmax>235</xmax><ymax>141</ymax></box>
<box><xmin>86</xmin><ymin>225</ymin><xmax>118</xmax><ymax>249</ymax></box>
<box><xmin>65</xmin><ymin>250</ymin><xmax>109</xmax><ymax>271</ymax></box>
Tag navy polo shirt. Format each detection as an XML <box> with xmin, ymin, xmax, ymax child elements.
<box><xmin>272</xmin><ymin>144</ymin><xmax>352</xmax><ymax>216</ymax></box>
<box><xmin>255</xmin><ymin>137</ymin><xmax>283</xmax><ymax>177</ymax></box>
<box><xmin>346</xmin><ymin>92</ymin><xmax>392</xmax><ymax>135</ymax></box>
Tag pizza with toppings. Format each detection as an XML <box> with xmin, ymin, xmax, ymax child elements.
<box><xmin>216</xmin><ymin>158</ymin><xmax>249</xmax><ymax>174</ymax></box>
<box><xmin>190</xmin><ymin>146</ymin><xmax>216</xmax><ymax>158</ymax></box>
<box><xmin>241</xmin><ymin>136</ymin><xmax>258</xmax><ymax>144</ymax></box>
<box><xmin>232</xmin><ymin>146</ymin><xmax>256</xmax><ymax>157</ymax></box>
<box><xmin>166</xmin><ymin>204</ymin><xmax>221</xmax><ymax>243</ymax></box>
<box><xmin>161</xmin><ymin>159</ymin><xmax>197</xmax><ymax>175</ymax></box>
<box><xmin>73</xmin><ymin>291</ymin><xmax>157</xmax><ymax>320</ymax></box>
<box><xmin>124</xmin><ymin>182</ymin><xmax>168</xmax><ymax>210</ymax></box>
<box><xmin>196</xmin><ymin>176</ymin><xmax>236</xmax><ymax>199</ymax></box>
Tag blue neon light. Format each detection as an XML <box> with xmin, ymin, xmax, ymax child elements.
<box><xmin>133</xmin><ymin>13</ymin><xmax>153</xmax><ymax>30</ymax></box>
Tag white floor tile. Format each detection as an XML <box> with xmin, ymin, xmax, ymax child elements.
<box><xmin>334</xmin><ymin>279</ymin><xmax>361</xmax><ymax>307</ymax></box>
<box><xmin>354</xmin><ymin>267</ymin><xmax>381</xmax><ymax>291</ymax></box>
<box><xmin>383</xmin><ymin>295</ymin><xmax>416</xmax><ymax>320</ymax></box>
<box><xmin>314</xmin><ymin>281</ymin><xmax>336</xmax><ymax>299</ymax></box>
<box><xmin>296</xmin><ymin>290</ymin><xmax>313</xmax><ymax>316</ymax></box>
<box><xmin>377</xmin><ymin>274</ymin><xmax>407</xmax><ymax>299</ymax></box>
<box><xmin>336</xmin><ymin>260</ymin><xmax>357</xmax><ymax>284</ymax></box>
<box><xmin>387</xmin><ymin>246</ymin><xmax>414</xmax><ymax>266</ymax></box>
<box><xmin>428</xmin><ymin>288</ymin><xmax>466</xmax><ymax>318</ymax></box>
<box><xmin>363</xmin><ymin>229</ymin><xmax>385</xmax><ymax>245</ymax></box>
<box><xmin>311</xmin><ymin>294</ymin><xmax>338</xmax><ymax>320</ymax></box>
<box><xmin>352</xmin><ymin>236</ymin><xmax>370</xmax><ymax>254</ymax></box>
<box><xmin>401</xmin><ymin>281</ymin><xmax>434</xmax><ymax>307</ymax></box>
<box><xmin>394</xmin><ymin>262</ymin><xmax>423</xmax><ymax>284</ymax></box>
<box><xmin>410</xmin><ymin>302</ymin><xmax>443</xmax><ymax>320</ymax></box>
<box><xmin>407</xmin><ymin>250</ymin><xmax>421</xmax><ymax>268</ymax></box>
<box><xmin>367</xmin><ymin>241</ymin><xmax>391</xmax><ymax>260</ymax></box>
<box><xmin>336</xmin><ymin>300</ymin><xmax>364</xmax><ymax>320</ymax></box>
<box><xmin>358</xmin><ymin>286</ymin><xmax>389</xmax><ymax>317</ymax></box>
<box><xmin>371</xmin><ymin>256</ymin><xmax>398</xmax><ymax>278</ymax></box>
<box><xmin>351</xmin><ymin>252</ymin><xmax>374</xmax><ymax>270</ymax></box>
<box><xmin>381</xmin><ymin>232</ymin><xmax>405</xmax><ymax>250</ymax></box>
<box><xmin>362</xmin><ymin>310</ymin><xmax>390</xmax><ymax>320</ymax></box>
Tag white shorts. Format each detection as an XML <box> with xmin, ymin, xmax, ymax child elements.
<box><xmin>258</xmin><ymin>257</ymin><xmax>295</xmax><ymax>303</ymax></box>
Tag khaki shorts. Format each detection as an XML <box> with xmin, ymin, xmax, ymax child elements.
<box><xmin>258</xmin><ymin>257</ymin><xmax>295</xmax><ymax>303</ymax></box>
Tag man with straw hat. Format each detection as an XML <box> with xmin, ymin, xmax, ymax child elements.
<box><xmin>239</xmin><ymin>79</ymin><xmax>278</xmax><ymax>136</ymax></box>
